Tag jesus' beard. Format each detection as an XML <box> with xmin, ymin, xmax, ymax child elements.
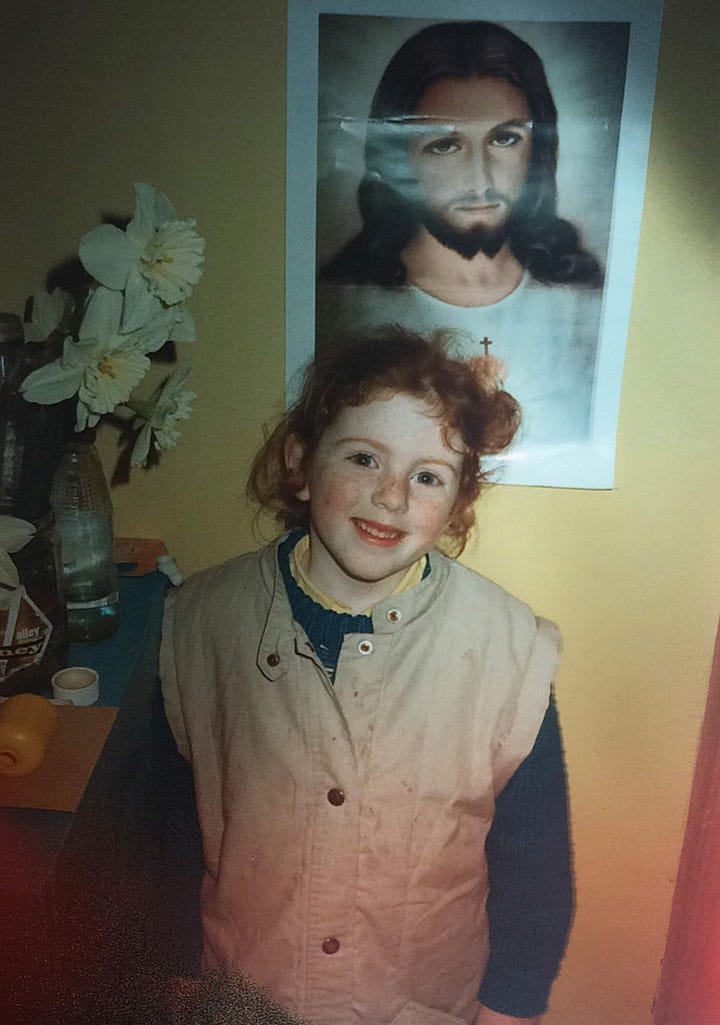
<box><xmin>420</xmin><ymin>209</ymin><xmax>510</xmax><ymax>260</ymax></box>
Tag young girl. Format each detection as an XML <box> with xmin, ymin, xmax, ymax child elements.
<box><xmin>160</xmin><ymin>327</ymin><xmax>573</xmax><ymax>1025</ymax></box>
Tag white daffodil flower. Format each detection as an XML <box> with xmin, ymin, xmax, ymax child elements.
<box><xmin>14</xmin><ymin>185</ymin><xmax>202</xmax><ymax>479</ymax></box>
<box><xmin>20</xmin><ymin>286</ymin><xmax>171</xmax><ymax>425</ymax></box>
<box><xmin>22</xmin><ymin>288</ymin><xmax>74</xmax><ymax>343</ymax></box>
<box><xmin>0</xmin><ymin>516</ymin><xmax>36</xmax><ymax>591</ymax></box>
<box><xmin>130</xmin><ymin>363</ymin><xmax>196</xmax><ymax>467</ymax></box>
<box><xmin>79</xmin><ymin>183</ymin><xmax>206</xmax><ymax>332</ymax></box>
<box><xmin>75</xmin><ymin>343</ymin><xmax>151</xmax><ymax>431</ymax></box>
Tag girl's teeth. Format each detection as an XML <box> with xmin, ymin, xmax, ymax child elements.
<box><xmin>360</xmin><ymin>521</ymin><xmax>400</xmax><ymax>539</ymax></box>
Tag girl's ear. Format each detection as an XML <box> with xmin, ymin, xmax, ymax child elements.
<box><xmin>284</xmin><ymin>435</ymin><xmax>311</xmax><ymax>501</ymax></box>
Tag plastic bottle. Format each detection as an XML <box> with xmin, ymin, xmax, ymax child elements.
<box><xmin>0</xmin><ymin>692</ymin><xmax>59</xmax><ymax>777</ymax></box>
<box><xmin>0</xmin><ymin>512</ymin><xmax>69</xmax><ymax>698</ymax></box>
<box><xmin>51</xmin><ymin>431</ymin><xmax>119</xmax><ymax>643</ymax></box>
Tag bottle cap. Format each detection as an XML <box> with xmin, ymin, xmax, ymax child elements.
<box><xmin>51</xmin><ymin>666</ymin><xmax>99</xmax><ymax>706</ymax></box>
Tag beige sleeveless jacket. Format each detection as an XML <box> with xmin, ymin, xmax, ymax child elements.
<box><xmin>160</xmin><ymin>540</ymin><xmax>561</xmax><ymax>1025</ymax></box>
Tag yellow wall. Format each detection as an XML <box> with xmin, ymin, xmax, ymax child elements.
<box><xmin>2</xmin><ymin>1</ymin><xmax>719</xmax><ymax>1023</ymax></box>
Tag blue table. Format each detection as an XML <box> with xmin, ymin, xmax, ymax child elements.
<box><xmin>69</xmin><ymin>571</ymin><xmax>168</xmax><ymax>707</ymax></box>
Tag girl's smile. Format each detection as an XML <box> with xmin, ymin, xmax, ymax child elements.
<box><xmin>351</xmin><ymin>516</ymin><xmax>408</xmax><ymax>547</ymax></box>
<box><xmin>286</xmin><ymin>392</ymin><xmax>466</xmax><ymax>612</ymax></box>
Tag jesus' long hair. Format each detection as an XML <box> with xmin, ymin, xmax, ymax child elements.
<box><xmin>321</xmin><ymin>20</ymin><xmax>603</xmax><ymax>288</ymax></box>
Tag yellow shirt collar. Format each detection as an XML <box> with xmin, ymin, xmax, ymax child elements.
<box><xmin>290</xmin><ymin>533</ymin><xmax>427</xmax><ymax>614</ymax></box>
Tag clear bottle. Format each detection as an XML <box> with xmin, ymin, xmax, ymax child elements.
<box><xmin>51</xmin><ymin>431</ymin><xmax>119</xmax><ymax>643</ymax></box>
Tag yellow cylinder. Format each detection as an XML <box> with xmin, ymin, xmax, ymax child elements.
<box><xmin>0</xmin><ymin>693</ymin><xmax>59</xmax><ymax>777</ymax></box>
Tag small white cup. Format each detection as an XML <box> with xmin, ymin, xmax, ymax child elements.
<box><xmin>51</xmin><ymin>666</ymin><xmax>100</xmax><ymax>706</ymax></box>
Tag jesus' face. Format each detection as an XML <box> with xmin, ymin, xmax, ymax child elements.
<box><xmin>406</xmin><ymin>75</ymin><xmax>533</xmax><ymax>258</ymax></box>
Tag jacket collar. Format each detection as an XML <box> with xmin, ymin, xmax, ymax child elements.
<box><xmin>257</xmin><ymin>537</ymin><xmax>452</xmax><ymax>681</ymax></box>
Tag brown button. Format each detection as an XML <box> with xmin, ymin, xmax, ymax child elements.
<box><xmin>386</xmin><ymin>608</ymin><xmax>402</xmax><ymax>623</ymax></box>
<box><xmin>322</xmin><ymin>937</ymin><xmax>340</xmax><ymax>955</ymax></box>
<box><xmin>266</xmin><ymin>653</ymin><xmax>280</xmax><ymax>667</ymax></box>
<box><xmin>358</xmin><ymin>639</ymin><xmax>373</xmax><ymax>655</ymax></box>
<box><xmin>327</xmin><ymin>788</ymin><xmax>345</xmax><ymax>806</ymax></box>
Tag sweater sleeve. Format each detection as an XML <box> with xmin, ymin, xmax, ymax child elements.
<box><xmin>478</xmin><ymin>691</ymin><xmax>574</xmax><ymax>1018</ymax></box>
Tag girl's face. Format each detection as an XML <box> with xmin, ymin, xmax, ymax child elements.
<box><xmin>287</xmin><ymin>393</ymin><xmax>465</xmax><ymax>611</ymax></box>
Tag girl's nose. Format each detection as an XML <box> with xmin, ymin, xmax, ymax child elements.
<box><xmin>371</xmin><ymin>474</ymin><xmax>409</xmax><ymax>513</ymax></box>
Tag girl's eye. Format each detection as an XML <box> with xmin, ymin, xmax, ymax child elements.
<box><xmin>348</xmin><ymin>452</ymin><xmax>377</xmax><ymax>468</ymax></box>
<box><xmin>414</xmin><ymin>470</ymin><xmax>441</xmax><ymax>487</ymax></box>
<box><xmin>422</xmin><ymin>135</ymin><xmax>461</xmax><ymax>156</ymax></box>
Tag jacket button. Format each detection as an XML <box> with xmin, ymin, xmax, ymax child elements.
<box><xmin>322</xmin><ymin>937</ymin><xmax>340</xmax><ymax>955</ymax></box>
<box><xmin>358</xmin><ymin>639</ymin><xmax>373</xmax><ymax>655</ymax></box>
<box><xmin>327</xmin><ymin>788</ymin><xmax>345</xmax><ymax>806</ymax></box>
<box><xmin>266</xmin><ymin>653</ymin><xmax>280</xmax><ymax>667</ymax></box>
<box><xmin>386</xmin><ymin>608</ymin><xmax>401</xmax><ymax>623</ymax></box>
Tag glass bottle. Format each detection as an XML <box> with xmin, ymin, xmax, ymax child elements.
<box><xmin>51</xmin><ymin>431</ymin><xmax>119</xmax><ymax>643</ymax></box>
<box><xmin>0</xmin><ymin>313</ymin><xmax>25</xmax><ymax>514</ymax></box>
<box><xmin>14</xmin><ymin>331</ymin><xmax>75</xmax><ymax>525</ymax></box>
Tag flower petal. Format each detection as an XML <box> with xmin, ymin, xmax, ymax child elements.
<box><xmin>79</xmin><ymin>224</ymin><xmax>134</xmax><ymax>290</ymax></box>
<box><xmin>130</xmin><ymin>308</ymin><xmax>174</xmax><ymax>354</ymax></box>
<box><xmin>167</xmin><ymin>306</ymin><xmax>196</xmax><ymax>343</ymax></box>
<box><xmin>158</xmin><ymin>362</ymin><xmax>192</xmax><ymax>399</ymax></box>
<box><xmin>20</xmin><ymin>358</ymin><xmax>84</xmax><ymax>404</ymax></box>
<box><xmin>127</xmin><ymin>183</ymin><xmax>176</xmax><ymax>246</ymax></box>
<box><xmin>0</xmin><ymin>550</ymin><xmax>20</xmax><ymax>590</ymax></box>
<box><xmin>121</xmin><ymin>272</ymin><xmax>164</xmax><ymax>333</ymax></box>
<box><xmin>22</xmin><ymin>325</ymin><xmax>46</xmax><ymax>344</ymax></box>
<box><xmin>75</xmin><ymin>401</ymin><xmax>100</xmax><ymax>431</ymax></box>
<box><xmin>0</xmin><ymin>516</ymin><xmax>36</xmax><ymax>553</ymax></box>
<box><xmin>79</xmin><ymin>286</ymin><xmax>123</xmax><ymax>342</ymax></box>
<box><xmin>25</xmin><ymin>288</ymin><xmax>74</xmax><ymax>340</ymax></box>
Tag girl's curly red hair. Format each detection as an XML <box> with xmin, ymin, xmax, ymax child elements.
<box><xmin>247</xmin><ymin>326</ymin><xmax>520</xmax><ymax>555</ymax></box>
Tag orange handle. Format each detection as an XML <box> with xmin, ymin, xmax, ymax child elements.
<box><xmin>0</xmin><ymin>693</ymin><xmax>59</xmax><ymax>777</ymax></box>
